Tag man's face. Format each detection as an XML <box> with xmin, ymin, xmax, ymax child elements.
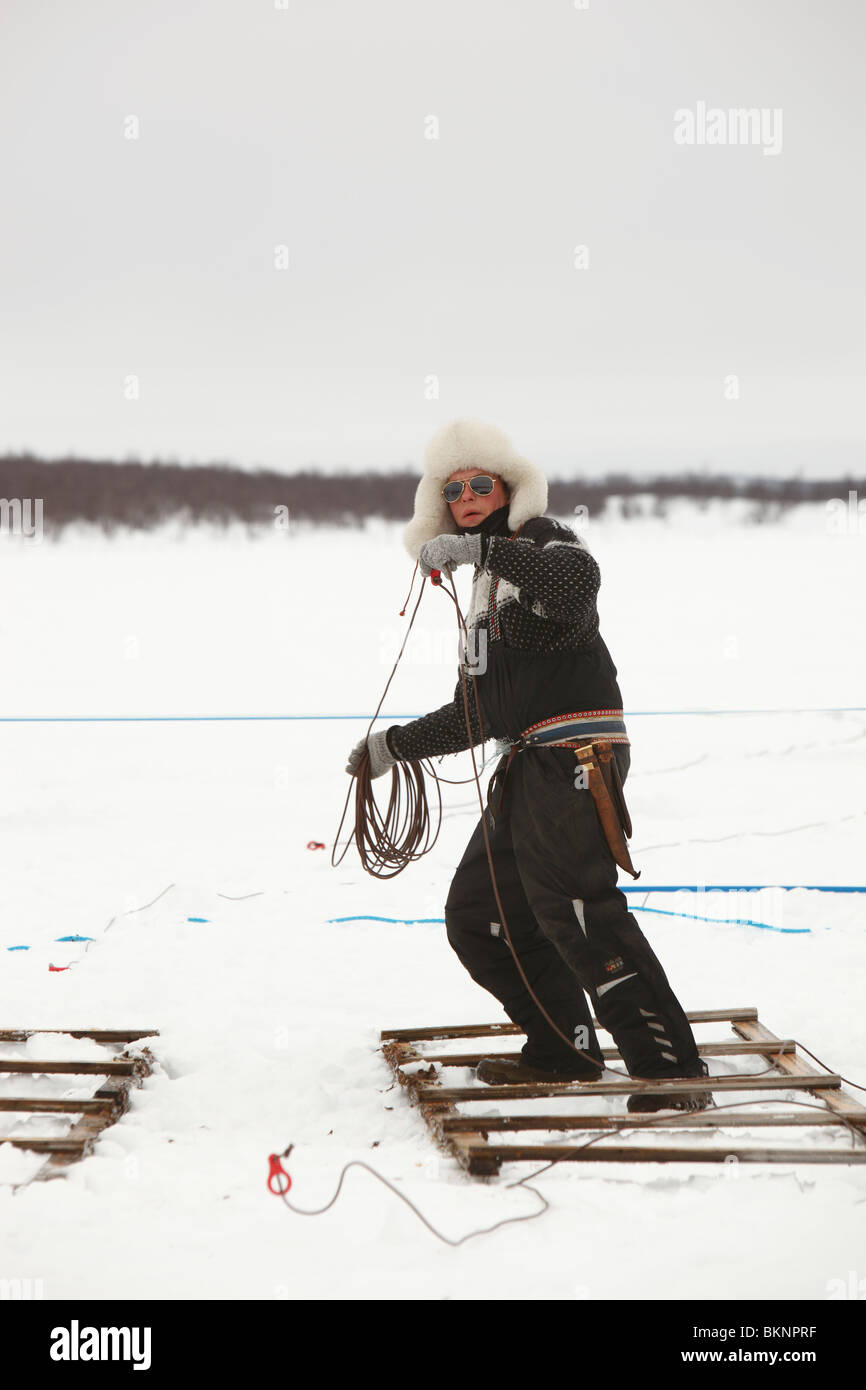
<box><xmin>445</xmin><ymin>468</ymin><xmax>510</xmax><ymax>529</ymax></box>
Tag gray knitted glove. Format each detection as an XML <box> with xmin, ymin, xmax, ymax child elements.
<box><xmin>419</xmin><ymin>532</ymin><xmax>482</xmax><ymax>578</ymax></box>
<box><xmin>345</xmin><ymin>728</ymin><xmax>398</xmax><ymax>779</ymax></box>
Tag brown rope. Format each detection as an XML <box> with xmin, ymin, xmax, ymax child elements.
<box><xmin>331</xmin><ymin>566</ymin><xmax>447</xmax><ymax>876</ymax></box>
<box><xmin>331</xmin><ymin>561</ymin><xmax>610</xmax><ymax>1071</ymax></box>
<box><xmin>442</xmin><ymin>570</ymin><xmax>610</xmax><ymax>1074</ymax></box>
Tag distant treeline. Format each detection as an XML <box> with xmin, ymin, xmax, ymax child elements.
<box><xmin>0</xmin><ymin>453</ymin><xmax>861</xmax><ymax>534</ymax></box>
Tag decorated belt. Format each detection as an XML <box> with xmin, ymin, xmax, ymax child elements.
<box><xmin>507</xmin><ymin>709</ymin><xmax>630</xmax><ymax>750</ymax></box>
<box><xmin>496</xmin><ymin>710</ymin><xmax>638</xmax><ymax>876</ymax></box>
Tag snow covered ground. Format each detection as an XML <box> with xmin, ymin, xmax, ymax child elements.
<box><xmin>0</xmin><ymin>500</ymin><xmax>864</xmax><ymax>1300</ymax></box>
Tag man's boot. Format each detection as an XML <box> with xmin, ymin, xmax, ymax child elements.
<box><xmin>626</xmin><ymin>1058</ymin><xmax>715</xmax><ymax>1113</ymax></box>
<box><xmin>476</xmin><ymin>1055</ymin><xmax>604</xmax><ymax>1085</ymax></box>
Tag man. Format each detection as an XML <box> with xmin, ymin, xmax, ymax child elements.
<box><xmin>346</xmin><ymin>419</ymin><xmax>712</xmax><ymax>1112</ymax></box>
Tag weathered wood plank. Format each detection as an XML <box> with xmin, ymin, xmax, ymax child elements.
<box><xmin>0</xmin><ymin>1029</ymin><xmax>159</xmax><ymax>1043</ymax></box>
<box><xmin>1</xmin><ymin>1138</ymin><xmax>91</xmax><ymax>1154</ymax></box>
<box><xmin>465</xmin><ymin>1143</ymin><xmax>866</xmax><ymax>1167</ymax></box>
<box><xmin>0</xmin><ymin>1059</ymin><xmax>147</xmax><ymax>1077</ymax></box>
<box><xmin>0</xmin><ymin>1097</ymin><xmax>114</xmax><ymax>1114</ymax></box>
<box><xmin>440</xmin><ymin>1111</ymin><xmax>852</xmax><ymax>1132</ymax></box>
<box><xmin>418</xmin><ymin>1040</ymin><xmax>796</xmax><ymax>1067</ymax></box>
<box><xmin>418</xmin><ymin>1073</ymin><xmax>842</xmax><ymax>1103</ymax></box>
<box><xmin>380</xmin><ymin>1007</ymin><xmax>759</xmax><ymax>1043</ymax></box>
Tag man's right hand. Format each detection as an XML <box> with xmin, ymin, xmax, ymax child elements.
<box><xmin>345</xmin><ymin>729</ymin><xmax>398</xmax><ymax>779</ymax></box>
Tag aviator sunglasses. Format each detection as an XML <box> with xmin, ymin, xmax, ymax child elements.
<box><xmin>442</xmin><ymin>474</ymin><xmax>498</xmax><ymax>504</ymax></box>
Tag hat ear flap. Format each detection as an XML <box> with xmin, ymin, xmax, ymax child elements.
<box><xmin>403</xmin><ymin>476</ymin><xmax>457</xmax><ymax>560</ymax></box>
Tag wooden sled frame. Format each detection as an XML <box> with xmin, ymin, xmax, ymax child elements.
<box><xmin>0</xmin><ymin>1028</ymin><xmax>159</xmax><ymax>1186</ymax></box>
<box><xmin>380</xmin><ymin>1007</ymin><xmax>866</xmax><ymax>1177</ymax></box>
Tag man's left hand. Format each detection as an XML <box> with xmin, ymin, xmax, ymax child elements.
<box><xmin>419</xmin><ymin>533</ymin><xmax>482</xmax><ymax>578</ymax></box>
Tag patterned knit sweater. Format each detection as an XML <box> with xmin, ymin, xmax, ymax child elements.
<box><xmin>386</xmin><ymin>504</ymin><xmax>610</xmax><ymax>763</ymax></box>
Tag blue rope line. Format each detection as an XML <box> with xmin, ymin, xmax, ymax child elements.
<box><xmin>328</xmin><ymin>885</ymin><xmax>840</xmax><ymax>933</ymax></box>
<box><xmin>327</xmin><ymin>911</ymin><xmax>803</xmax><ymax>930</ymax></box>
<box><xmin>329</xmin><ymin>885</ymin><xmax>864</xmax><ymax>923</ymax></box>
<box><xmin>0</xmin><ymin>708</ymin><xmax>864</xmax><ymax>723</ymax></box>
<box><xmin>633</xmin><ymin>905</ymin><xmax>808</xmax><ymax>933</ymax></box>
<box><xmin>6</xmin><ymin>935</ymin><xmax>96</xmax><ymax>949</ymax></box>
<box><xmin>329</xmin><ymin>915</ymin><xmax>446</xmax><ymax>924</ymax></box>
<box><xmin>621</xmin><ymin>885</ymin><xmax>866</xmax><ymax>894</ymax></box>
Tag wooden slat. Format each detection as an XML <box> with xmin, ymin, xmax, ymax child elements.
<box><xmin>0</xmin><ymin>1097</ymin><xmax>114</xmax><ymax>1114</ymax></box>
<box><xmin>0</xmin><ymin>1029</ymin><xmax>159</xmax><ymax>1043</ymax></box>
<box><xmin>380</xmin><ymin>1007</ymin><xmax>759</xmax><ymax>1043</ymax></box>
<box><xmin>382</xmin><ymin>1023</ymin><xmax>521</xmax><ymax>1043</ymax></box>
<box><xmin>463</xmin><ymin>1143</ymin><xmax>866</xmax><ymax>1168</ymax></box>
<box><xmin>418</xmin><ymin>1073</ymin><xmax>842</xmax><ymax>1103</ymax></box>
<box><xmin>419</xmin><ymin>1040</ymin><xmax>797</xmax><ymax>1067</ymax></box>
<box><xmin>0</xmin><ymin>1059</ymin><xmax>146</xmax><ymax>1077</ymax></box>
<box><xmin>440</xmin><ymin>1110</ymin><xmax>852</xmax><ymax>1132</ymax></box>
<box><xmin>1</xmin><ymin>1137</ymin><xmax>91</xmax><ymax>1154</ymax></box>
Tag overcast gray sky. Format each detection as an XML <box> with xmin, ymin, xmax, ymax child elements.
<box><xmin>1</xmin><ymin>0</ymin><xmax>864</xmax><ymax>478</ymax></box>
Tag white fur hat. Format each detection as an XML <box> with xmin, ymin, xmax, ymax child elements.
<box><xmin>402</xmin><ymin>418</ymin><xmax>548</xmax><ymax>560</ymax></box>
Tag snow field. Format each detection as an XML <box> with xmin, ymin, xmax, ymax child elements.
<box><xmin>0</xmin><ymin>504</ymin><xmax>864</xmax><ymax>1298</ymax></box>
